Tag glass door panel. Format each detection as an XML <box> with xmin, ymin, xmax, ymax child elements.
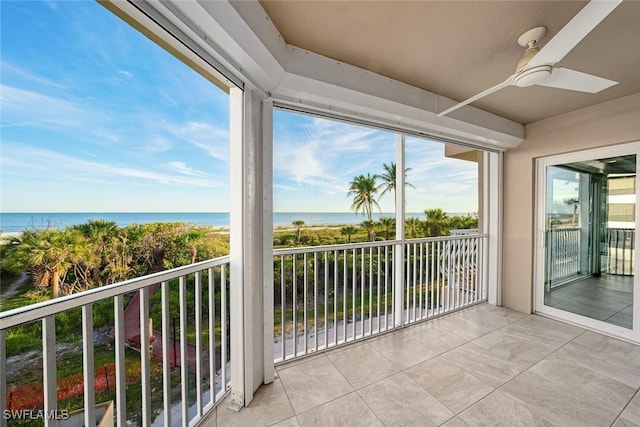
<box><xmin>543</xmin><ymin>155</ymin><xmax>635</xmax><ymax>330</ymax></box>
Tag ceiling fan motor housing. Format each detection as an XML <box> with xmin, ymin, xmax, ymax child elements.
<box><xmin>514</xmin><ymin>65</ymin><xmax>552</xmax><ymax>87</ymax></box>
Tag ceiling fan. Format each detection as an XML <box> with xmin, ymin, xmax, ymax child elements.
<box><xmin>437</xmin><ymin>0</ymin><xmax>621</xmax><ymax>118</ymax></box>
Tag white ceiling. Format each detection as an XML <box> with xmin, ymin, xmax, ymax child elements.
<box><xmin>258</xmin><ymin>0</ymin><xmax>640</xmax><ymax>124</ymax></box>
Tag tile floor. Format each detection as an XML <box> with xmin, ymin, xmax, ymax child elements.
<box><xmin>545</xmin><ymin>274</ymin><xmax>633</xmax><ymax>328</ymax></box>
<box><xmin>202</xmin><ymin>303</ymin><xmax>640</xmax><ymax>427</ymax></box>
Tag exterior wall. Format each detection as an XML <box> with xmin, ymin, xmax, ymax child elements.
<box><xmin>502</xmin><ymin>92</ymin><xmax>640</xmax><ymax>313</ymax></box>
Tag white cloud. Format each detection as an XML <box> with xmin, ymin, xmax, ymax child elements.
<box><xmin>1</xmin><ymin>144</ymin><xmax>222</xmax><ymax>188</ymax></box>
<box><xmin>166</xmin><ymin>161</ymin><xmax>207</xmax><ymax>177</ymax></box>
<box><xmin>163</xmin><ymin>121</ymin><xmax>229</xmax><ymax>161</ymax></box>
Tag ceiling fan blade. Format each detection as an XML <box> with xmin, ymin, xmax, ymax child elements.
<box><xmin>437</xmin><ymin>75</ymin><xmax>515</xmax><ymax>118</ymax></box>
<box><xmin>527</xmin><ymin>0</ymin><xmax>621</xmax><ymax>68</ymax></box>
<box><xmin>538</xmin><ymin>67</ymin><xmax>618</xmax><ymax>93</ymax></box>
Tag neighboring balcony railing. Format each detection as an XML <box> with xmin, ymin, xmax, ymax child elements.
<box><xmin>0</xmin><ymin>256</ymin><xmax>231</xmax><ymax>427</ymax></box>
<box><xmin>604</xmin><ymin>228</ymin><xmax>635</xmax><ymax>276</ymax></box>
<box><xmin>273</xmin><ymin>234</ymin><xmax>488</xmax><ymax>363</ymax></box>
<box><xmin>545</xmin><ymin>227</ymin><xmax>581</xmax><ymax>287</ymax></box>
<box><xmin>545</xmin><ymin>227</ymin><xmax>635</xmax><ymax>286</ymax></box>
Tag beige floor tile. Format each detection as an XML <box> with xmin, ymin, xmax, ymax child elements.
<box><xmin>442</xmin><ymin>341</ymin><xmax>523</xmax><ymax>388</ymax></box>
<box><xmin>456</xmin><ymin>304</ymin><xmax>527</xmax><ymax>326</ymax></box>
<box><xmin>430</xmin><ymin>315</ymin><xmax>488</xmax><ymax>340</ymax></box>
<box><xmin>296</xmin><ymin>392</ymin><xmax>382</xmax><ymax>427</ymax></box>
<box><xmin>270</xmin><ymin>416</ymin><xmax>300</xmax><ymax>427</ymax></box>
<box><xmin>405</xmin><ymin>356</ymin><xmax>493</xmax><ymax>413</ymax></box>
<box><xmin>615</xmin><ymin>392</ymin><xmax>640</xmax><ymax>426</ymax></box>
<box><xmin>562</xmin><ymin>331</ymin><xmax>640</xmax><ymax>387</ymax></box>
<box><xmin>277</xmin><ymin>355</ymin><xmax>353</xmax><ymax>414</ymax></box>
<box><xmin>459</xmin><ymin>391</ymin><xmax>549</xmax><ymax>426</ymax></box>
<box><xmin>501</xmin><ymin>314</ymin><xmax>584</xmax><ymax>348</ymax></box>
<box><xmin>402</xmin><ymin>321</ymin><xmax>468</xmax><ymax>354</ymax></box>
<box><xmin>216</xmin><ymin>379</ymin><xmax>295</xmax><ymax>427</ymax></box>
<box><xmin>358</xmin><ymin>372</ymin><xmax>453</xmax><ymax>427</ymax></box>
<box><xmin>327</xmin><ymin>342</ymin><xmax>398</xmax><ymax>389</ymax></box>
<box><xmin>276</xmin><ymin>353</ymin><xmax>327</xmax><ymax>372</ymax></box>
<box><xmin>470</xmin><ymin>329</ymin><xmax>556</xmax><ymax>370</ymax></box>
<box><xmin>501</xmin><ymin>360</ymin><xmax>634</xmax><ymax>427</ymax></box>
<box><xmin>200</xmin><ymin>407</ymin><xmax>217</xmax><ymax>427</ymax></box>
<box><xmin>440</xmin><ymin>417</ymin><xmax>471</xmax><ymax>427</ymax></box>
<box><xmin>368</xmin><ymin>331</ymin><xmax>437</xmax><ymax>369</ymax></box>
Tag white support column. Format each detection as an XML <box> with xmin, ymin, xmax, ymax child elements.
<box><xmin>394</xmin><ymin>134</ymin><xmax>406</xmax><ymax>327</ymax></box>
<box><xmin>262</xmin><ymin>100</ymin><xmax>274</xmax><ymax>385</ymax></box>
<box><xmin>229</xmin><ymin>87</ymin><xmax>271</xmax><ymax>409</ymax></box>
<box><xmin>485</xmin><ymin>151</ymin><xmax>503</xmax><ymax>306</ymax></box>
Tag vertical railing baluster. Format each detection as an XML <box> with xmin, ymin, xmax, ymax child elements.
<box><xmin>352</xmin><ymin>248</ymin><xmax>356</xmax><ymax>341</ymax></box>
<box><xmin>412</xmin><ymin>243</ymin><xmax>417</xmax><ymax>322</ymax></box>
<box><xmin>430</xmin><ymin>241</ymin><xmax>435</xmax><ymax>316</ymax></box>
<box><xmin>324</xmin><ymin>251</ymin><xmax>329</xmax><ymax>348</ymax></box>
<box><xmin>161</xmin><ymin>280</ymin><xmax>172</xmax><ymax>426</ymax></box>
<box><xmin>140</xmin><ymin>287</ymin><xmax>151</xmax><ymax>427</ymax></box>
<box><xmin>195</xmin><ymin>272</ymin><xmax>203</xmax><ymax>417</ymax></box>
<box><xmin>179</xmin><ymin>276</ymin><xmax>188</xmax><ymax>427</ymax></box>
<box><xmin>207</xmin><ymin>267</ymin><xmax>216</xmax><ymax>403</ymax></box>
<box><xmin>333</xmin><ymin>250</ymin><xmax>338</xmax><ymax>346</ymax></box>
<box><xmin>293</xmin><ymin>254</ymin><xmax>297</xmax><ymax>358</ymax></box>
<box><xmin>303</xmin><ymin>253</ymin><xmax>308</xmax><ymax>355</ymax></box>
<box><xmin>207</xmin><ymin>270</ymin><xmax>215</xmax><ymax>405</ymax></box>
<box><xmin>82</xmin><ymin>304</ymin><xmax>95</xmax><ymax>427</ymax></box>
<box><xmin>360</xmin><ymin>248</ymin><xmax>365</xmax><ymax>338</ymax></box>
<box><xmin>0</xmin><ymin>329</ymin><xmax>5</xmax><ymax>427</ymax></box>
<box><xmin>114</xmin><ymin>295</ymin><xmax>126</xmax><ymax>426</ymax></box>
<box><xmin>436</xmin><ymin>241</ymin><xmax>447</xmax><ymax>314</ymax></box>
<box><xmin>418</xmin><ymin>243</ymin><xmax>426</xmax><ymax>319</ymax></box>
<box><xmin>280</xmin><ymin>256</ymin><xmax>285</xmax><ymax>361</ymax></box>
<box><xmin>405</xmin><ymin>244</ymin><xmax>410</xmax><ymax>324</ymax></box>
<box><xmin>314</xmin><ymin>252</ymin><xmax>318</xmax><ymax>352</ymax></box>
<box><xmin>221</xmin><ymin>264</ymin><xmax>228</xmax><ymax>393</ymax></box>
<box><xmin>42</xmin><ymin>316</ymin><xmax>57</xmax><ymax>427</ymax></box>
<box><xmin>377</xmin><ymin>246</ymin><xmax>381</xmax><ymax>333</ymax></box>
<box><xmin>384</xmin><ymin>246</ymin><xmax>389</xmax><ymax>330</ymax></box>
<box><xmin>368</xmin><ymin>246</ymin><xmax>373</xmax><ymax>335</ymax></box>
<box><xmin>343</xmin><ymin>249</ymin><xmax>348</xmax><ymax>343</ymax></box>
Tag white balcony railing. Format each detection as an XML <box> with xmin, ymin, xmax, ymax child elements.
<box><xmin>1</xmin><ymin>233</ymin><xmax>487</xmax><ymax>424</ymax></box>
<box><xmin>0</xmin><ymin>256</ymin><xmax>231</xmax><ymax>427</ymax></box>
<box><xmin>273</xmin><ymin>234</ymin><xmax>487</xmax><ymax>363</ymax></box>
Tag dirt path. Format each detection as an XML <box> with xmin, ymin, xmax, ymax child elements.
<box><xmin>1</xmin><ymin>271</ymin><xmax>30</xmax><ymax>299</ymax></box>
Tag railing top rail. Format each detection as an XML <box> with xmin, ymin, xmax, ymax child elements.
<box><xmin>273</xmin><ymin>233</ymin><xmax>487</xmax><ymax>256</ymax></box>
<box><xmin>0</xmin><ymin>255</ymin><xmax>230</xmax><ymax>330</ymax></box>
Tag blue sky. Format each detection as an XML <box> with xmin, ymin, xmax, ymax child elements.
<box><xmin>1</xmin><ymin>1</ymin><xmax>477</xmax><ymax>214</ymax></box>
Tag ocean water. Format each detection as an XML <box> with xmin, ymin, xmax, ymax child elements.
<box><xmin>0</xmin><ymin>211</ymin><xmax>469</xmax><ymax>233</ymax></box>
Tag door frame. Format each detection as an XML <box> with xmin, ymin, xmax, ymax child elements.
<box><xmin>534</xmin><ymin>142</ymin><xmax>640</xmax><ymax>343</ymax></box>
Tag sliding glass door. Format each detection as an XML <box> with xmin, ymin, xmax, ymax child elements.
<box><xmin>535</xmin><ymin>143</ymin><xmax>639</xmax><ymax>342</ymax></box>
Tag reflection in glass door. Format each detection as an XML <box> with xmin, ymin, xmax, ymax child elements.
<box><xmin>542</xmin><ymin>154</ymin><xmax>636</xmax><ymax>330</ymax></box>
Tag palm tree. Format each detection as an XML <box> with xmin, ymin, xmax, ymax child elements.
<box><xmin>564</xmin><ymin>197</ymin><xmax>580</xmax><ymax>225</ymax></box>
<box><xmin>292</xmin><ymin>220</ymin><xmax>305</xmax><ymax>243</ymax></box>
<box><xmin>405</xmin><ymin>217</ymin><xmax>421</xmax><ymax>239</ymax></box>
<box><xmin>424</xmin><ymin>208</ymin><xmax>449</xmax><ymax>237</ymax></box>
<box><xmin>361</xmin><ymin>220</ymin><xmax>377</xmax><ymax>241</ymax></box>
<box><xmin>378</xmin><ymin>217</ymin><xmax>395</xmax><ymax>240</ymax></box>
<box><xmin>340</xmin><ymin>225</ymin><xmax>357</xmax><ymax>243</ymax></box>
<box><xmin>2</xmin><ymin>229</ymin><xmax>96</xmax><ymax>298</ymax></box>
<box><xmin>376</xmin><ymin>162</ymin><xmax>415</xmax><ymax>200</ymax></box>
<box><xmin>348</xmin><ymin>173</ymin><xmax>380</xmax><ymax>220</ymax></box>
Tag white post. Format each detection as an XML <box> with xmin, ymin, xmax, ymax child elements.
<box><xmin>262</xmin><ymin>100</ymin><xmax>274</xmax><ymax>385</ymax></box>
<box><xmin>229</xmin><ymin>88</ymin><xmax>270</xmax><ymax>409</ymax></box>
<box><xmin>485</xmin><ymin>151</ymin><xmax>503</xmax><ymax>305</ymax></box>
<box><xmin>394</xmin><ymin>134</ymin><xmax>405</xmax><ymax>327</ymax></box>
